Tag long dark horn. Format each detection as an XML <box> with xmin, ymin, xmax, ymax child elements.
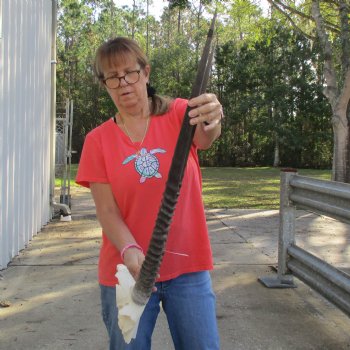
<box><xmin>132</xmin><ymin>11</ymin><xmax>217</xmax><ymax>305</ymax></box>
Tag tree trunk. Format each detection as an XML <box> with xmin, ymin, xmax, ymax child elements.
<box><xmin>273</xmin><ymin>134</ymin><xmax>280</xmax><ymax>167</ymax></box>
<box><xmin>311</xmin><ymin>0</ymin><xmax>350</xmax><ymax>182</ymax></box>
<box><xmin>146</xmin><ymin>0</ymin><xmax>149</xmax><ymax>56</ymax></box>
<box><xmin>132</xmin><ymin>0</ymin><xmax>136</xmax><ymax>39</ymax></box>
<box><xmin>332</xmin><ymin>108</ymin><xmax>349</xmax><ymax>181</ymax></box>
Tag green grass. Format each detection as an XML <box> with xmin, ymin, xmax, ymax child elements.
<box><xmin>201</xmin><ymin>167</ymin><xmax>331</xmax><ymax>209</ymax></box>
<box><xmin>58</xmin><ymin>165</ymin><xmax>331</xmax><ymax>209</ymax></box>
<box><xmin>55</xmin><ymin>164</ymin><xmax>79</xmax><ymax>187</ymax></box>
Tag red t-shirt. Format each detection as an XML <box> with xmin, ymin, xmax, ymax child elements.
<box><xmin>76</xmin><ymin>98</ymin><xmax>213</xmax><ymax>286</ymax></box>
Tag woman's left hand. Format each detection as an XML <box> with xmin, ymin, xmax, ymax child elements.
<box><xmin>188</xmin><ymin>93</ymin><xmax>223</xmax><ymax>130</ymax></box>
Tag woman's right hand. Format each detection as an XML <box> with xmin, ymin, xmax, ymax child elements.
<box><xmin>124</xmin><ymin>250</ymin><xmax>159</xmax><ymax>292</ymax></box>
<box><xmin>123</xmin><ymin>247</ymin><xmax>145</xmax><ymax>281</ymax></box>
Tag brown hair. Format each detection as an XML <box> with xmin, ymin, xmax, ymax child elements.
<box><xmin>94</xmin><ymin>37</ymin><xmax>172</xmax><ymax>116</ymax></box>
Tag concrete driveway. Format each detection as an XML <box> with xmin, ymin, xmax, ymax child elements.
<box><xmin>1</xmin><ymin>187</ymin><xmax>350</xmax><ymax>349</ymax></box>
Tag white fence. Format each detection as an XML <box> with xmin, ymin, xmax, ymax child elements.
<box><xmin>0</xmin><ymin>0</ymin><xmax>53</xmax><ymax>269</ymax></box>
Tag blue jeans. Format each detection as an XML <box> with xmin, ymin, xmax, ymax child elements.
<box><xmin>100</xmin><ymin>271</ymin><xmax>220</xmax><ymax>350</ymax></box>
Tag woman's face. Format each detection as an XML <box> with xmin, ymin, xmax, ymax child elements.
<box><xmin>102</xmin><ymin>54</ymin><xmax>150</xmax><ymax>113</ymax></box>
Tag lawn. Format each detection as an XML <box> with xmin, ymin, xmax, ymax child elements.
<box><xmin>55</xmin><ymin>164</ymin><xmax>79</xmax><ymax>187</ymax></box>
<box><xmin>58</xmin><ymin>165</ymin><xmax>331</xmax><ymax>210</ymax></box>
<box><xmin>201</xmin><ymin>167</ymin><xmax>331</xmax><ymax>209</ymax></box>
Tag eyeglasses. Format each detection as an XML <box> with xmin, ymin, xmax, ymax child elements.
<box><xmin>103</xmin><ymin>70</ymin><xmax>141</xmax><ymax>89</ymax></box>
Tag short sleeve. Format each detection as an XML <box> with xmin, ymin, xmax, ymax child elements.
<box><xmin>171</xmin><ymin>98</ymin><xmax>198</xmax><ymax>152</ymax></box>
<box><xmin>75</xmin><ymin>132</ymin><xmax>108</xmax><ymax>188</ymax></box>
<box><xmin>172</xmin><ymin>98</ymin><xmax>188</xmax><ymax>123</ymax></box>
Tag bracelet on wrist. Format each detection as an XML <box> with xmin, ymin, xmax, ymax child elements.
<box><xmin>120</xmin><ymin>243</ymin><xmax>143</xmax><ymax>261</ymax></box>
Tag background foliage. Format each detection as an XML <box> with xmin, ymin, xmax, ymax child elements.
<box><xmin>57</xmin><ymin>0</ymin><xmax>333</xmax><ymax>169</ymax></box>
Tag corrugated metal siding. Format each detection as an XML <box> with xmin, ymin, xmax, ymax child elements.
<box><xmin>0</xmin><ymin>0</ymin><xmax>52</xmax><ymax>269</ymax></box>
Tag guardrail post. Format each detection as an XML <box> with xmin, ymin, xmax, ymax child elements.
<box><xmin>259</xmin><ymin>168</ymin><xmax>297</xmax><ymax>288</ymax></box>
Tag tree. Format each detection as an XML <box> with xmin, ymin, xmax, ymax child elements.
<box><xmin>213</xmin><ymin>19</ymin><xmax>332</xmax><ymax>168</ymax></box>
<box><xmin>56</xmin><ymin>0</ymin><xmax>334</xmax><ymax>168</ymax></box>
<box><xmin>267</xmin><ymin>0</ymin><xmax>350</xmax><ymax>181</ymax></box>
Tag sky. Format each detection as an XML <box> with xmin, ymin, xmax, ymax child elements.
<box><xmin>113</xmin><ymin>0</ymin><xmax>168</xmax><ymax>19</ymax></box>
<box><xmin>113</xmin><ymin>1</ymin><xmax>270</xmax><ymax>19</ymax></box>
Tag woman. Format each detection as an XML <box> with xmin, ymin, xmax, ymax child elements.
<box><xmin>76</xmin><ymin>37</ymin><xmax>222</xmax><ymax>350</ymax></box>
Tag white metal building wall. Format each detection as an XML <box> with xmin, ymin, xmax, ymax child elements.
<box><xmin>0</xmin><ymin>0</ymin><xmax>52</xmax><ymax>269</ymax></box>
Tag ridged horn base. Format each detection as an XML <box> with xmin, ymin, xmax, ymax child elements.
<box><xmin>131</xmin><ymin>286</ymin><xmax>149</xmax><ymax>306</ymax></box>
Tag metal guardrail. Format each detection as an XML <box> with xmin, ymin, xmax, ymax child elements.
<box><xmin>259</xmin><ymin>169</ymin><xmax>350</xmax><ymax>317</ymax></box>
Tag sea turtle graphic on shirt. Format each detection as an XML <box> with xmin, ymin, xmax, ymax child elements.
<box><xmin>122</xmin><ymin>147</ymin><xmax>166</xmax><ymax>183</ymax></box>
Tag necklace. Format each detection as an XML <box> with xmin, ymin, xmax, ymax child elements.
<box><xmin>118</xmin><ymin>113</ymin><xmax>150</xmax><ymax>149</ymax></box>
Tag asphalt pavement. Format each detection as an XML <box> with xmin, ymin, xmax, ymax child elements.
<box><xmin>1</xmin><ymin>186</ymin><xmax>350</xmax><ymax>349</ymax></box>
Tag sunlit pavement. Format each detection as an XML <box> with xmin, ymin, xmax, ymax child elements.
<box><xmin>1</xmin><ymin>187</ymin><xmax>350</xmax><ymax>349</ymax></box>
